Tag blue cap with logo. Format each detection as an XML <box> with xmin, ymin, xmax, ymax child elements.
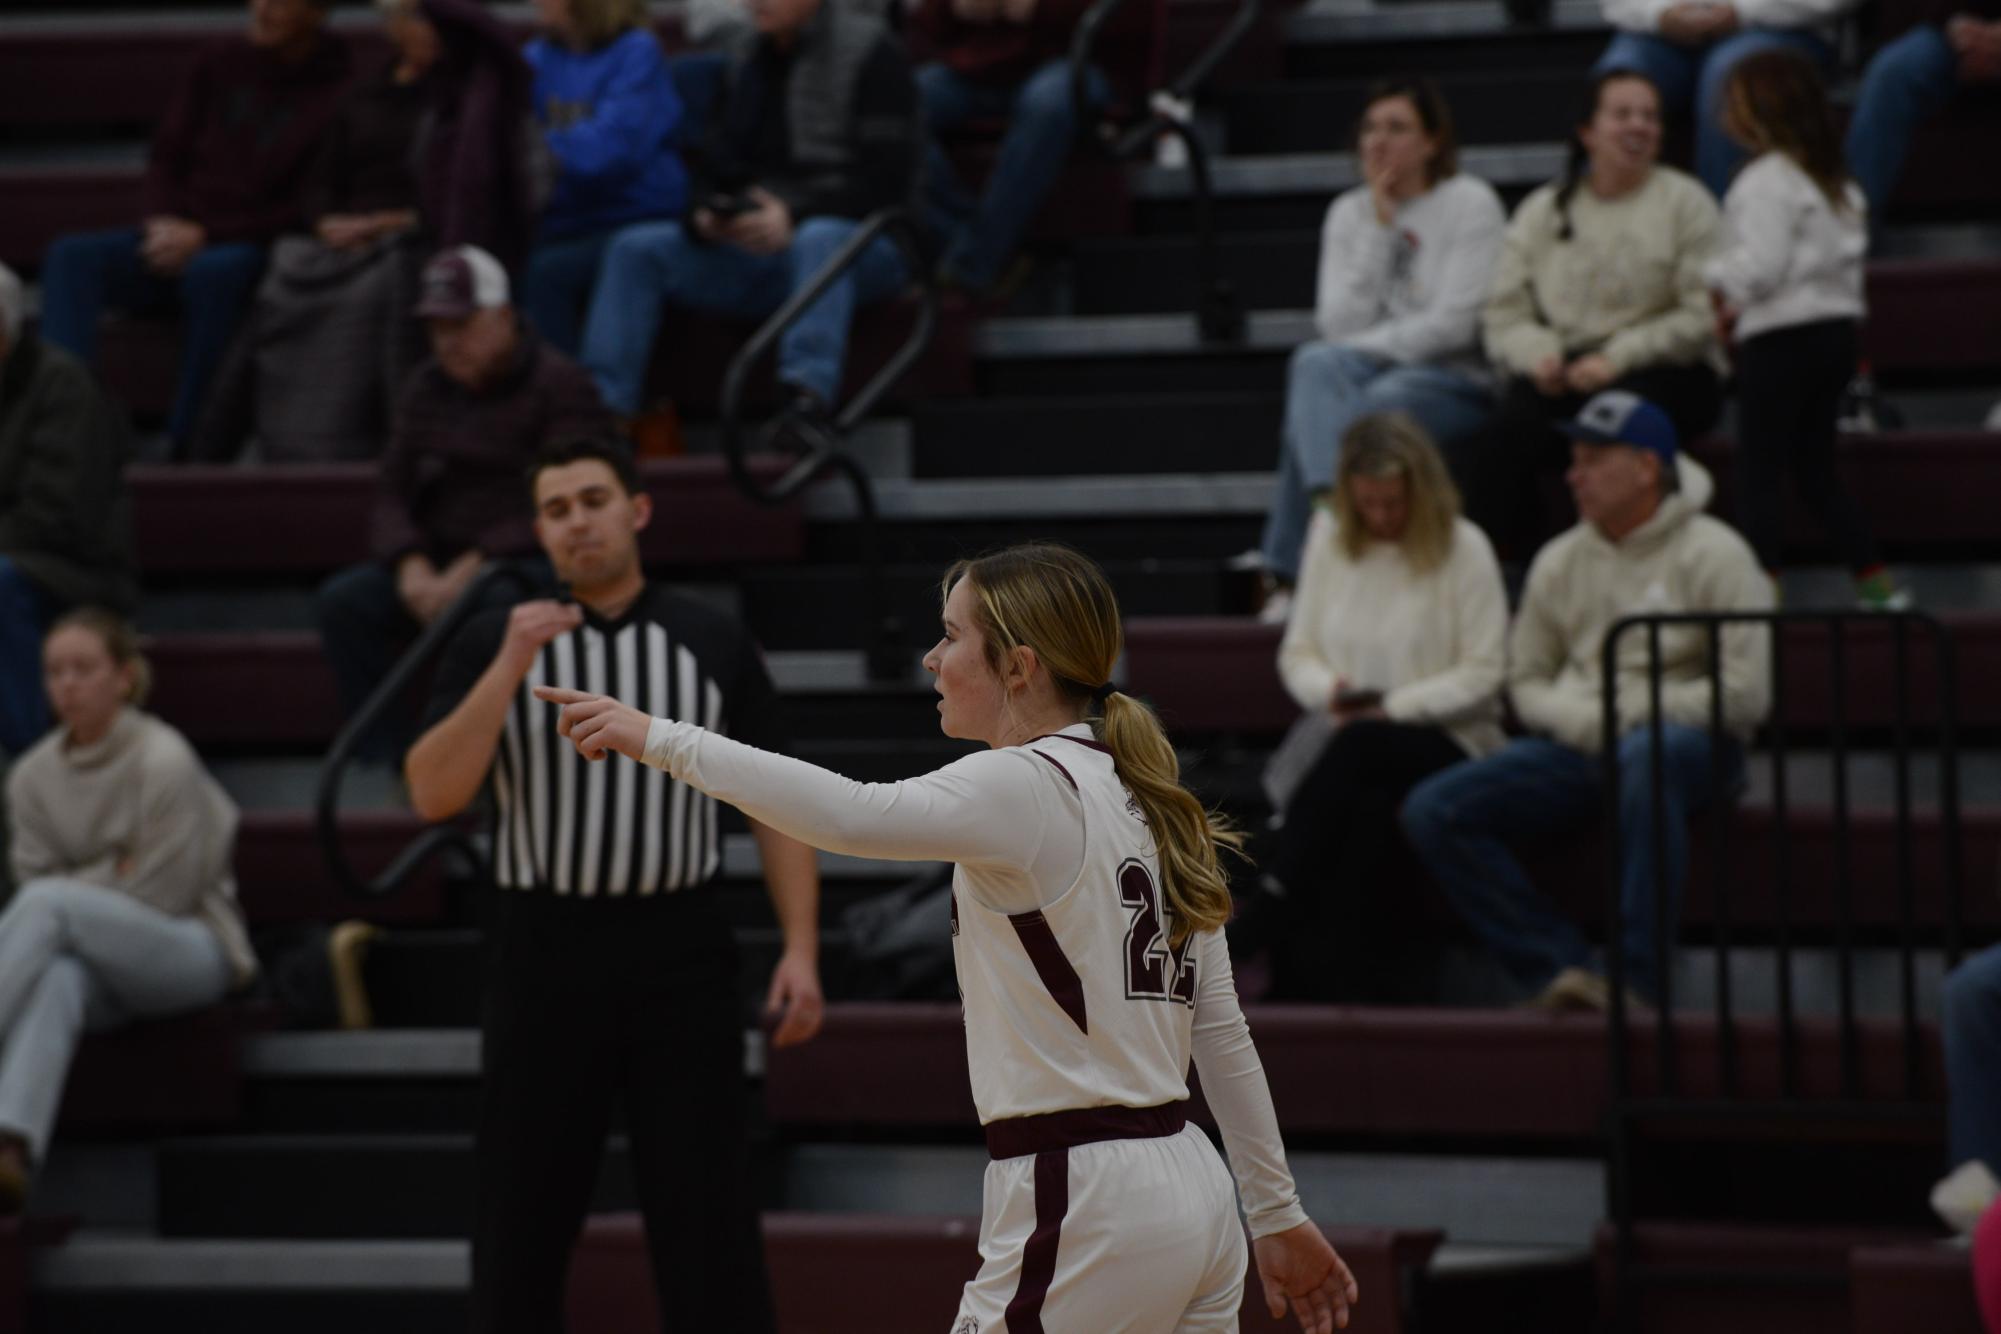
<box><xmin>1556</xmin><ymin>389</ymin><xmax>1678</xmax><ymax>468</ymax></box>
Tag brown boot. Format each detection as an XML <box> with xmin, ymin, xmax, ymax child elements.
<box><xmin>0</xmin><ymin>1135</ymin><xmax>30</xmax><ymax>1217</ymax></box>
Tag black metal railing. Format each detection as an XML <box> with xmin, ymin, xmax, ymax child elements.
<box><xmin>1069</xmin><ymin>0</ymin><xmax>1264</xmax><ymax>343</ymax></box>
<box><xmin>315</xmin><ymin>562</ymin><xmax>543</xmax><ymax>901</ymax></box>
<box><xmin>1597</xmin><ymin>608</ymin><xmax>1965</xmax><ymax>1325</ymax></box>
<box><xmin>717</xmin><ymin>207</ymin><xmax>936</xmax><ymax>684</ymax></box>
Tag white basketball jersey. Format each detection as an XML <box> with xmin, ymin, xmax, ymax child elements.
<box><xmin>951</xmin><ymin>733</ymin><xmax>1203</xmax><ymax>1124</ymax></box>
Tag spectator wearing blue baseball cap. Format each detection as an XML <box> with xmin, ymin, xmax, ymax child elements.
<box><xmin>1400</xmin><ymin>390</ymin><xmax>1773</xmax><ymax>1010</ymax></box>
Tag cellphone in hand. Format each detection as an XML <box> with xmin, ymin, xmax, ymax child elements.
<box><xmin>1333</xmin><ymin>684</ymin><xmax>1384</xmax><ymax>710</ymax></box>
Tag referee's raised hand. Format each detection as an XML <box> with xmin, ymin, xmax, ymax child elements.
<box><xmin>533</xmin><ymin>685</ymin><xmax>653</xmax><ymax>763</ymax></box>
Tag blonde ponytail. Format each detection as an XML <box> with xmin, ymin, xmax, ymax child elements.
<box><xmin>1098</xmin><ymin>689</ymin><xmax>1242</xmax><ymax>946</ymax></box>
<box><xmin>947</xmin><ymin>544</ymin><xmax>1243</xmax><ymax>947</ymax></box>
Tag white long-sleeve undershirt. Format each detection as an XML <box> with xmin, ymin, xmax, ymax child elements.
<box><xmin>640</xmin><ymin>717</ymin><xmax>1311</xmax><ymax>1236</ymax></box>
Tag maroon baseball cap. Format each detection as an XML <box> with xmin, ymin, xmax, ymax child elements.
<box><xmin>414</xmin><ymin>245</ymin><xmax>510</xmax><ymax>320</ymax></box>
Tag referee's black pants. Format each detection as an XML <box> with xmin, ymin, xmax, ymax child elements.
<box><xmin>469</xmin><ymin>887</ymin><xmax>775</xmax><ymax>1334</ymax></box>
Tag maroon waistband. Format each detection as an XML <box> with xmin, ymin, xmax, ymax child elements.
<box><xmin>984</xmin><ymin>1102</ymin><xmax>1188</xmax><ymax>1160</ymax></box>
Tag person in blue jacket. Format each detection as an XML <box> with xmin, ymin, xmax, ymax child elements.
<box><xmin>521</xmin><ymin>0</ymin><xmax>686</xmax><ymax>355</ymax></box>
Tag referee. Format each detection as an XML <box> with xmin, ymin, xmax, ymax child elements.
<box><xmin>405</xmin><ymin>437</ymin><xmax>821</xmax><ymax>1333</ymax></box>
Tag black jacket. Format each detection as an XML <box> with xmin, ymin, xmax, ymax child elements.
<box><xmin>0</xmin><ymin>338</ymin><xmax>137</xmax><ymax>612</ymax></box>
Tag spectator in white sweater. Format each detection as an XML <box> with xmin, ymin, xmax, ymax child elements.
<box><xmin>1462</xmin><ymin>71</ymin><xmax>1723</xmax><ymax>559</ymax></box>
<box><xmin>1258</xmin><ymin>414</ymin><xmax>1507</xmax><ymax>1003</ymax></box>
<box><xmin>1255</xmin><ymin>76</ymin><xmax>1505</xmax><ymax>611</ymax></box>
<box><xmin>1403</xmin><ymin>392</ymin><xmax>1771</xmax><ymax>1011</ymax></box>
<box><xmin>1593</xmin><ymin>0</ymin><xmax>1857</xmax><ymax>195</ymax></box>
<box><xmin>1707</xmin><ymin>50</ymin><xmax>1902</xmax><ymax>608</ymax></box>
<box><xmin>0</xmin><ymin>610</ymin><xmax>255</xmax><ymax>1214</ymax></box>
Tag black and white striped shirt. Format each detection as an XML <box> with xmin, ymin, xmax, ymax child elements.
<box><xmin>424</xmin><ymin>586</ymin><xmax>782</xmax><ymax>896</ymax></box>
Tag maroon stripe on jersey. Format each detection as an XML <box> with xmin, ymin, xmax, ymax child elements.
<box><xmin>1031</xmin><ymin>732</ymin><xmax>1113</xmax><ymax>755</ymax></box>
<box><xmin>1004</xmin><ymin>1149</ymin><xmax>1070</xmax><ymax>1334</ymax></box>
<box><xmin>985</xmin><ymin>1101</ymin><xmax>1188</xmax><ymax>1160</ymax></box>
<box><xmin>1030</xmin><ymin>750</ymin><xmax>1077</xmax><ymax>790</ymax></box>
<box><xmin>1008</xmin><ymin>910</ymin><xmax>1088</xmax><ymax>1036</ymax></box>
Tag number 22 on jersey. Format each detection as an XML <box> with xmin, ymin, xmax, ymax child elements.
<box><xmin>1118</xmin><ymin>859</ymin><xmax>1197</xmax><ymax>1006</ymax></box>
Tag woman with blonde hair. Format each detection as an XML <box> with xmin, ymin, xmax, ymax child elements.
<box><xmin>536</xmin><ymin>543</ymin><xmax>1358</xmax><ymax>1334</ymax></box>
<box><xmin>0</xmin><ymin>610</ymin><xmax>256</xmax><ymax>1214</ymax></box>
<box><xmin>520</xmin><ymin>0</ymin><xmax>686</xmax><ymax>353</ymax></box>
<box><xmin>1260</xmin><ymin>413</ymin><xmax>1507</xmax><ymax>1003</ymax></box>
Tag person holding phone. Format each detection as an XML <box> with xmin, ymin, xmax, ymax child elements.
<box><xmin>1255</xmin><ymin>413</ymin><xmax>1508</xmax><ymax>1003</ymax></box>
<box><xmin>578</xmin><ymin>0</ymin><xmax>926</xmax><ymax>443</ymax></box>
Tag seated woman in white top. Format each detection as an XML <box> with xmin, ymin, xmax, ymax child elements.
<box><xmin>1258</xmin><ymin>414</ymin><xmax>1507</xmax><ymax>1003</ymax></box>
<box><xmin>1255</xmin><ymin>74</ymin><xmax>1506</xmax><ymax>617</ymax></box>
<box><xmin>536</xmin><ymin>543</ymin><xmax>1357</xmax><ymax>1334</ymax></box>
<box><xmin>0</xmin><ymin>610</ymin><xmax>257</xmax><ymax>1214</ymax></box>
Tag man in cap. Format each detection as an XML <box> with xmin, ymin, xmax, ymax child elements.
<box><xmin>1401</xmin><ymin>391</ymin><xmax>1772</xmax><ymax>1009</ymax></box>
<box><xmin>316</xmin><ymin>245</ymin><xmax>611</xmax><ymax>762</ymax></box>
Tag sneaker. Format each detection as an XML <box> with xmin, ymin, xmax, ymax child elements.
<box><xmin>1931</xmin><ymin>1159</ymin><xmax>1999</xmax><ymax>1235</ymax></box>
<box><xmin>1255</xmin><ymin>586</ymin><xmax>1293</xmax><ymax>626</ymax></box>
<box><xmin>1522</xmin><ymin>966</ymin><xmax>1612</xmax><ymax>1012</ymax></box>
<box><xmin>768</xmin><ymin>386</ymin><xmax>839</xmax><ymax>456</ymax></box>
<box><xmin>1855</xmin><ymin>571</ymin><xmax>1913</xmax><ymax>612</ymax></box>
<box><xmin>1520</xmin><ymin>965</ymin><xmax>1652</xmax><ymax>1014</ymax></box>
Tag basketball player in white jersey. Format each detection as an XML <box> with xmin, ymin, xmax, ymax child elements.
<box><xmin>535</xmin><ymin>543</ymin><xmax>1357</xmax><ymax>1333</ymax></box>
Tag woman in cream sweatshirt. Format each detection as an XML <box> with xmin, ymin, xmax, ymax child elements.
<box><xmin>1467</xmin><ymin>69</ymin><xmax>1723</xmax><ymax>558</ymax></box>
<box><xmin>1260</xmin><ymin>414</ymin><xmax>1508</xmax><ymax>1002</ymax></box>
<box><xmin>0</xmin><ymin>609</ymin><xmax>255</xmax><ymax>1213</ymax></box>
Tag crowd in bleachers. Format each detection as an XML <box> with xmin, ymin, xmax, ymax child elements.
<box><xmin>1</xmin><ymin>0</ymin><xmax>1999</xmax><ymax>1299</ymax></box>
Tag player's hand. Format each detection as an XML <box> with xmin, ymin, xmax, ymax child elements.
<box><xmin>532</xmin><ymin>685</ymin><xmax>653</xmax><ymax>762</ymax></box>
<box><xmin>1254</xmin><ymin>1221</ymin><xmax>1358</xmax><ymax>1334</ymax></box>
<box><xmin>765</xmin><ymin>948</ymin><xmax>825</xmax><ymax>1049</ymax></box>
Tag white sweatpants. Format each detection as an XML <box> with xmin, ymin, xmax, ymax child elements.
<box><xmin>951</xmin><ymin>1122</ymin><xmax>1248</xmax><ymax>1333</ymax></box>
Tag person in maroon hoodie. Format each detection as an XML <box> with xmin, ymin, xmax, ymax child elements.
<box><xmin>315</xmin><ymin>245</ymin><xmax>611</xmax><ymax>764</ymax></box>
<box><xmin>912</xmin><ymin>0</ymin><xmax>1106</xmax><ymax>295</ymax></box>
<box><xmin>38</xmin><ymin>0</ymin><xmax>353</xmax><ymax>456</ymax></box>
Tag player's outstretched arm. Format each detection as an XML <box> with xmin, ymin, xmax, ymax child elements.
<box><xmin>1254</xmin><ymin>1221</ymin><xmax>1358</xmax><ymax>1334</ymax></box>
<box><xmin>534</xmin><ymin>686</ymin><xmax>652</xmax><ymax>762</ymax></box>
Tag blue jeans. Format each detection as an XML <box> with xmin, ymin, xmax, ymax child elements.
<box><xmin>1401</xmin><ymin>726</ymin><xmax>1745</xmax><ymax>999</ymax></box>
<box><xmin>520</xmin><ymin>228</ymin><xmax>618</xmax><ymax>357</ymax></box>
<box><xmin>1594</xmin><ymin>28</ymin><xmax>1832</xmax><ymax>195</ymax></box>
<box><xmin>1257</xmin><ymin>344</ymin><xmax>1492</xmax><ymax>581</ymax></box>
<box><xmin>917</xmin><ymin>59</ymin><xmax>1110</xmax><ymax>287</ymax></box>
<box><xmin>1846</xmin><ymin>24</ymin><xmax>1959</xmax><ymax>215</ymax></box>
<box><xmin>1944</xmin><ymin>943</ymin><xmax>2001</xmax><ymax>1173</ymax></box>
<box><xmin>38</xmin><ymin>227</ymin><xmax>267</xmax><ymax>445</ymax></box>
<box><xmin>0</xmin><ymin>559</ymin><xmax>55</xmax><ymax>757</ymax></box>
<box><xmin>580</xmin><ymin>217</ymin><xmax>909</xmax><ymax>414</ymax></box>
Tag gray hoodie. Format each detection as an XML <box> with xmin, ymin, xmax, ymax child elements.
<box><xmin>1507</xmin><ymin>455</ymin><xmax>1774</xmax><ymax>754</ymax></box>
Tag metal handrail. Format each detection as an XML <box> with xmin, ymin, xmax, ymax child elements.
<box><xmin>314</xmin><ymin>562</ymin><xmax>541</xmax><ymax>901</ymax></box>
<box><xmin>1595</xmin><ymin>607</ymin><xmax>1963</xmax><ymax>1330</ymax></box>
<box><xmin>1067</xmin><ymin>0</ymin><xmax>1264</xmax><ymax>343</ymax></box>
<box><xmin>716</xmin><ymin>207</ymin><xmax>936</xmax><ymax>682</ymax></box>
